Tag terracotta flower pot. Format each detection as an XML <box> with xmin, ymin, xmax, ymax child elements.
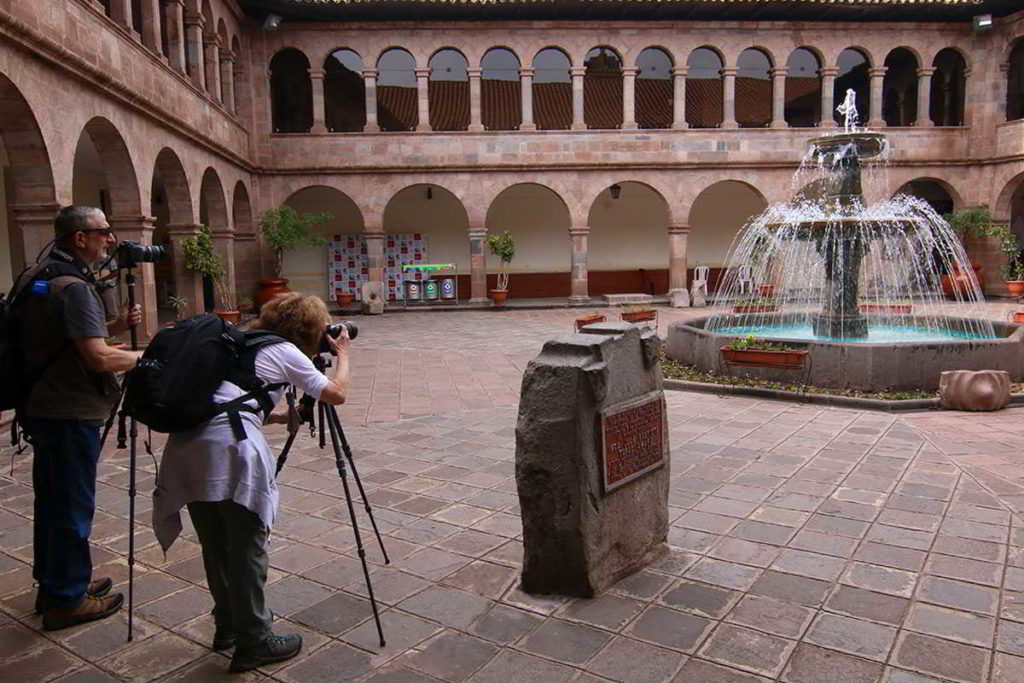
<box><xmin>335</xmin><ymin>288</ymin><xmax>355</xmax><ymax>308</ymax></box>
<box><xmin>254</xmin><ymin>279</ymin><xmax>292</xmax><ymax>310</ymax></box>
<box><xmin>1009</xmin><ymin>311</ymin><xmax>1024</xmax><ymax>324</ymax></box>
<box><xmin>941</xmin><ymin>263</ymin><xmax>984</xmax><ymax>298</ymax></box>
<box><xmin>1007</xmin><ymin>281</ymin><xmax>1024</xmax><ymax>299</ymax></box>
<box><xmin>490</xmin><ymin>289</ymin><xmax>509</xmax><ymax>307</ymax></box>
<box><xmin>215</xmin><ymin>310</ymin><xmax>242</xmax><ymax>325</ymax></box>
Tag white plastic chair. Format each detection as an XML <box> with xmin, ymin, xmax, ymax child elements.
<box><xmin>690</xmin><ymin>266</ymin><xmax>710</xmax><ymax>305</ymax></box>
<box><xmin>737</xmin><ymin>265</ymin><xmax>754</xmax><ymax>296</ymax></box>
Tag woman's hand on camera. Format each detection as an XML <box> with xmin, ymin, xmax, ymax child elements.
<box><xmin>326</xmin><ymin>326</ymin><xmax>350</xmax><ymax>355</ymax></box>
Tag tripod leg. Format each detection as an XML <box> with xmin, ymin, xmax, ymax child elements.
<box><xmin>323</xmin><ymin>403</ymin><xmax>385</xmax><ymax>647</ymax></box>
<box><xmin>127</xmin><ymin>415</ymin><xmax>137</xmax><ymax>641</ymax></box>
<box><xmin>275</xmin><ymin>429</ymin><xmax>299</xmax><ymax>477</ymax></box>
<box><xmin>326</xmin><ymin>406</ymin><xmax>390</xmax><ymax>565</ymax></box>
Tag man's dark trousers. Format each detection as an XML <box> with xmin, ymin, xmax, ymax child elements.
<box><xmin>25</xmin><ymin>417</ymin><xmax>101</xmax><ymax>609</ymax></box>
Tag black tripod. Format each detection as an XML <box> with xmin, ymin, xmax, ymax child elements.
<box><xmin>275</xmin><ymin>354</ymin><xmax>388</xmax><ymax>647</ymax></box>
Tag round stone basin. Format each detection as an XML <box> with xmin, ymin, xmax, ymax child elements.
<box><xmin>709</xmin><ymin>322</ymin><xmax>994</xmax><ymax>344</ymax></box>
<box><xmin>666</xmin><ymin>313</ymin><xmax>1024</xmax><ymax>392</ymax></box>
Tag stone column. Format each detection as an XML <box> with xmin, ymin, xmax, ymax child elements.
<box><xmin>520</xmin><ymin>67</ymin><xmax>536</xmax><ymax>130</ymax></box>
<box><xmin>204</xmin><ymin>35</ymin><xmax>221</xmax><ymax>101</ymax></box>
<box><xmin>468</xmin><ymin>67</ymin><xmax>484</xmax><ymax>132</ymax></box>
<box><xmin>108</xmin><ymin>216</ymin><xmax>159</xmax><ymax>340</ymax></box>
<box><xmin>667</xmin><ymin>225</ymin><xmax>690</xmax><ymax>293</ymax></box>
<box><xmin>915</xmin><ymin>67</ymin><xmax>935</xmax><ymax>127</ymax></box>
<box><xmin>363</xmin><ymin>68</ymin><xmax>380</xmax><ymax>132</ymax></box>
<box><xmin>167</xmin><ymin>224</ymin><xmax>206</xmax><ymax>317</ymax></box>
<box><xmin>672</xmin><ymin>67</ymin><xmax>687</xmax><ymax>129</ymax></box>
<box><xmin>468</xmin><ymin>226</ymin><xmax>489</xmax><ymax>303</ymax></box>
<box><xmin>309</xmin><ymin>68</ymin><xmax>327</xmax><ymax>132</ymax></box>
<box><xmin>415</xmin><ymin>67</ymin><xmax>430</xmax><ymax>131</ymax></box>
<box><xmin>622</xmin><ymin>67</ymin><xmax>638</xmax><ymax>130</ymax></box>
<box><xmin>962</xmin><ymin>67</ymin><xmax>973</xmax><ymax>127</ymax></box>
<box><xmin>109</xmin><ymin>0</ymin><xmax>135</xmax><ymax>34</ymax></box>
<box><xmin>139</xmin><ymin>0</ymin><xmax>162</xmax><ymax>54</ymax></box>
<box><xmin>820</xmin><ymin>66</ymin><xmax>838</xmax><ymax>128</ymax></box>
<box><xmin>184</xmin><ymin>12</ymin><xmax>205</xmax><ymax>89</ymax></box>
<box><xmin>771</xmin><ymin>67</ymin><xmax>788</xmax><ymax>128</ymax></box>
<box><xmin>364</xmin><ymin>231</ymin><xmax>386</xmax><ymax>285</ymax></box>
<box><xmin>571</xmin><ymin>66</ymin><xmax>586</xmax><ymax>130</ymax></box>
<box><xmin>721</xmin><ymin>67</ymin><xmax>738</xmax><ymax>128</ymax></box>
<box><xmin>569</xmin><ymin>226</ymin><xmax>590</xmax><ymax>302</ymax></box>
<box><xmin>868</xmin><ymin>66</ymin><xmax>887</xmax><ymax>128</ymax></box>
<box><xmin>164</xmin><ymin>0</ymin><xmax>186</xmax><ymax>73</ymax></box>
<box><xmin>210</xmin><ymin>228</ymin><xmax>237</xmax><ymax>309</ymax></box>
<box><xmin>12</xmin><ymin>203</ymin><xmax>61</xmax><ymax>275</ymax></box>
<box><xmin>221</xmin><ymin>51</ymin><xmax>236</xmax><ymax>113</ymax></box>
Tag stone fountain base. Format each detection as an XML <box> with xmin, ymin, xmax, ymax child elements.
<box><xmin>667</xmin><ymin>313</ymin><xmax>1024</xmax><ymax>392</ymax></box>
<box><xmin>811</xmin><ymin>311</ymin><xmax>868</xmax><ymax>339</ymax></box>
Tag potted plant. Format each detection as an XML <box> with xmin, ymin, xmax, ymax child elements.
<box><xmin>486</xmin><ymin>230</ymin><xmax>515</xmax><ymax>307</ymax></box>
<box><xmin>182</xmin><ymin>226</ymin><xmax>239</xmax><ymax>324</ymax></box>
<box><xmin>238</xmin><ymin>296</ymin><xmax>254</xmax><ymax>313</ymax></box>
<box><xmin>733</xmin><ymin>298</ymin><xmax>778</xmax><ymax>314</ymax></box>
<box><xmin>334</xmin><ymin>286</ymin><xmax>355</xmax><ymax>308</ymax></box>
<box><xmin>619</xmin><ymin>302</ymin><xmax>657</xmax><ymax>325</ymax></box>
<box><xmin>944</xmin><ymin>205</ymin><xmax>998</xmax><ymax>295</ymax></box>
<box><xmin>720</xmin><ymin>334</ymin><xmax>808</xmax><ymax>369</ymax></box>
<box><xmin>166</xmin><ymin>295</ymin><xmax>189</xmax><ymax>324</ymax></box>
<box><xmin>255</xmin><ymin>206</ymin><xmax>330</xmax><ymax>309</ymax></box>
<box><xmin>1001</xmin><ymin>238</ymin><xmax>1024</xmax><ymax>299</ymax></box>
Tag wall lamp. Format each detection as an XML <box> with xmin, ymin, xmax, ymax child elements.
<box><xmin>263</xmin><ymin>13</ymin><xmax>283</xmax><ymax>30</ymax></box>
<box><xmin>610</xmin><ymin>184</ymin><xmax>622</xmax><ymax>199</ymax></box>
<box><xmin>972</xmin><ymin>14</ymin><xmax>993</xmax><ymax>31</ymax></box>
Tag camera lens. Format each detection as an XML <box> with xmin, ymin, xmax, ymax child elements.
<box><xmin>116</xmin><ymin>241</ymin><xmax>167</xmax><ymax>267</ymax></box>
<box><xmin>320</xmin><ymin>321</ymin><xmax>359</xmax><ymax>354</ymax></box>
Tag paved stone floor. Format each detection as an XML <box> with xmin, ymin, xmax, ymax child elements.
<box><xmin>2</xmin><ymin>303</ymin><xmax>1024</xmax><ymax>682</ymax></box>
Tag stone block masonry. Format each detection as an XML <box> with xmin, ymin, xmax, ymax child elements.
<box><xmin>515</xmin><ymin>322</ymin><xmax>669</xmax><ymax>597</ymax></box>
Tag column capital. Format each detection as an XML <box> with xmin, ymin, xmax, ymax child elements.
<box><xmin>819</xmin><ymin>66</ymin><xmax>840</xmax><ymax>78</ymax></box>
<box><xmin>916</xmin><ymin>67</ymin><xmax>936</xmax><ymax>78</ymax></box>
<box><xmin>1000</xmin><ymin>62</ymin><xmax>1010</xmax><ymax>75</ymax></box>
<box><xmin>166</xmin><ymin>222</ymin><xmax>201</xmax><ymax>237</ymax></box>
<box><xmin>519</xmin><ymin>67</ymin><xmax>535</xmax><ymax>78</ymax></box>
<box><xmin>183</xmin><ymin>10</ymin><xmax>204</xmax><ymax>27</ymax></box>
<box><xmin>11</xmin><ymin>202</ymin><xmax>60</xmax><ymax>219</ymax></box>
<box><xmin>308</xmin><ymin>68</ymin><xmax>325</xmax><ymax>79</ymax></box>
<box><xmin>414</xmin><ymin>68</ymin><xmax>431</xmax><ymax>79</ymax></box>
<box><xmin>363</xmin><ymin>230</ymin><xmax>386</xmax><ymax>240</ymax></box>
<box><xmin>720</xmin><ymin>67</ymin><xmax>738</xmax><ymax>77</ymax></box>
<box><xmin>771</xmin><ymin>67</ymin><xmax>788</xmax><ymax>78</ymax></box>
<box><xmin>570</xmin><ymin>66</ymin><xmax>586</xmax><ymax>78</ymax></box>
<box><xmin>108</xmin><ymin>215</ymin><xmax>157</xmax><ymax>230</ymax></box>
<box><xmin>220</xmin><ymin>50</ymin><xmax>236</xmax><ymax>64</ymax></box>
<box><xmin>622</xmin><ymin>67</ymin><xmax>639</xmax><ymax>78</ymax></box>
<box><xmin>202</xmin><ymin>33</ymin><xmax>219</xmax><ymax>47</ymax></box>
<box><xmin>668</xmin><ymin>225</ymin><xmax>691</xmax><ymax>236</ymax></box>
<box><xmin>672</xmin><ymin>67</ymin><xmax>688</xmax><ymax>78</ymax></box>
<box><xmin>468</xmin><ymin>227</ymin><xmax>488</xmax><ymax>238</ymax></box>
<box><xmin>167</xmin><ymin>0</ymin><xmax>185</xmax><ymax>7</ymax></box>
<box><xmin>362</xmin><ymin>68</ymin><xmax>379</xmax><ymax>79</ymax></box>
<box><xmin>467</xmin><ymin>67</ymin><xmax>483</xmax><ymax>78</ymax></box>
<box><xmin>869</xmin><ymin>66</ymin><xmax>888</xmax><ymax>78</ymax></box>
<box><xmin>568</xmin><ymin>226</ymin><xmax>590</xmax><ymax>237</ymax></box>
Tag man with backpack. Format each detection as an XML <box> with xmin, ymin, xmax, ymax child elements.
<box><xmin>8</xmin><ymin>206</ymin><xmax>143</xmax><ymax>631</ymax></box>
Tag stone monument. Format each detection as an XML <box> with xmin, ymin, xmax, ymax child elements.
<box><xmin>939</xmin><ymin>370</ymin><xmax>1011</xmax><ymax>411</ymax></box>
<box><xmin>361</xmin><ymin>281</ymin><xmax>385</xmax><ymax>315</ymax></box>
<box><xmin>515</xmin><ymin>322</ymin><xmax>669</xmax><ymax>597</ymax></box>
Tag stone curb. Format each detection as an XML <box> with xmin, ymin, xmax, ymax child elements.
<box><xmin>663</xmin><ymin>379</ymin><xmax>1024</xmax><ymax>413</ymax></box>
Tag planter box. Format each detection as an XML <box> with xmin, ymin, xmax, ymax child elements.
<box><xmin>721</xmin><ymin>347</ymin><xmax>808</xmax><ymax>369</ymax></box>
<box><xmin>757</xmin><ymin>284</ymin><xmax>778</xmax><ymax>298</ymax></box>
<box><xmin>621</xmin><ymin>310</ymin><xmax>657</xmax><ymax>324</ymax></box>
<box><xmin>1010</xmin><ymin>311</ymin><xmax>1024</xmax><ymax>324</ymax></box>
<box><xmin>859</xmin><ymin>304</ymin><xmax>913</xmax><ymax>314</ymax></box>
<box><xmin>575</xmin><ymin>313</ymin><xmax>606</xmax><ymax>331</ymax></box>
<box><xmin>733</xmin><ymin>305</ymin><xmax>778</xmax><ymax>314</ymax></box>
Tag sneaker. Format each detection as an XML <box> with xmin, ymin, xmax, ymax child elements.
<box><xmin>42</xmin><ymin>592</ymin><xmax>124</xmax><ymax>631</ymax></box>
<box><xmin>35</xmin><ymin>578</ymin><xmax>114</xmax><ymax>615</ymax></box>
<box><xmin>213</xmin><ymin>626</ymin><xmax>236</xmax><ymax>651</ymax></box>
<box><xmin>229</xmin><ymin>633</ymin><xmax>302</xmax><ymax>673</ymax></box>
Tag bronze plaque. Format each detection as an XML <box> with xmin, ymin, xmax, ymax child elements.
<box><xmin>601</xmin><ymin>393</ymin><xmax>666</xmax><ymax>493</ymax></box>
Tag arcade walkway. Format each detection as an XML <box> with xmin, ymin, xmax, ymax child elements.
<box><xmin>0</xmin><ymin>304</ymin><xmax>1022</xmax><ymax>682</ymax></box>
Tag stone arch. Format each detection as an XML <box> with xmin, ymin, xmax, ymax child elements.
<box><xmin>0</xmin><ymin>71</ymin><xmax>57</xmax><ymax>289</ymax></box>
<box><xmin>73</xmin><ymin>117</ymin><xmax>141</xmax><ymax>218</ymax></box>
<box><xmin>785</xmin><ymin>47</ymin><xmax>822</xmax><ymax>127</ymax></box>
<box><xmin>270</xmin><ymin>48</ymin><xmax>313</xmax><ymax>133</ymax></box>
<box><xmin>883</xmin><ymin>47</ymin><xmax>920</xmax><ymax>127</ymax></box>
<box><xmin>152</xmin><ymin>147</ymin><xmax>192</xmax><ymax>225</ymax></box>
<box><xmin>199</xmin><ymin>167</ymin><xmax>228</xmax><ymax>230</ymax></box>
<box><xmin>150</xmin><ymin>148</ymin><xmax>191</xmax><ymax>314</ymax></box>
<box><xmin>687</xmin><ymin>46</ymin><xmax>724</xmax><ymax>129</ymax></box>
<box><xmin>1007</xmin><ymin>37</ymin><xmax>1024</xmax><ymax>122</ymax></box>
<box><xmin>487</xmin><ymin>182</ymin><xmax>572</xmax><ymax>297</ymax></box>
<box><xmin>377</xmin><ymin>47</ymin><xmax>418</xmax><ymax>131</ymax></box>
<box><xmin>282</xmin><ymin>185</ymin><xmax>365</xmax><ymax>300</ymax></box>
<box><xmin>231</xmin><ymin>35</ymin><xmax>245</xmax><ymax>118</ymax></box>
<box><xmin>583</xmin><ymin>46</ymin><xmax>623</xmax><ymax>130</ymax></box>
<box><xmin>324</xmin><ymin>47</ymin><xmax>366</xmax><ymax>132</ymax></box>
<box><xmin>232</xmin><ymin>181</ymin><xmax>253</xmax><ymax>234</ymax></box>
<box><xmin>481</xmin><ymin>47</ymin><xmax>521</xmax><ymax>131</ymax></box>
<box><xmin>428</xmin><ymin>47</ymin><xmax>470</xmax><ymax>131</ymax></box>
<box><xmin>586</xmin><ymin>181</ymin><xmax>672</xmax><ymax>295</ymax></box>
<box><xmin>736</xmin><ymin>47</ymin><xmax>773</xmax><ymax>128</ymax></box>
<box><xmin>533</xmin><ymin>47</ymin><xmax>572</xmax><ymax>130</ymax></box>
<box><xmin>635</xmin><ymin>47</ymin><xmax>674</xmax><ymax>130</ymax></box>
<box><xmin>216</xmin><ymin>18</ymin><xmax>229</xmax><ymax>104</ymax></box>
<box><xmin>687</xmin><ymin>180</ymin><xmax>768</xmax><ymax>290</ymax></box>
<box><xmin>894</xmin><ymin>178</ymin><xmax>961</xmax><ymax>215</ymax></box>
<box><xmin>931</xmin><ymin>48</ymin><xmax>967</xmax><ymax>127</ymax></box>
<box><xmin>994</xmin><ymin>170</ymin><xmax>1024</xmax><ymax>223</ymax></box>
<box><xmin>835</xmin><ymin>48</ymin><xmax>871</xmax><ymax>126</ymax></box>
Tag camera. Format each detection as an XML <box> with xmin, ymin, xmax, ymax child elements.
<box><xmin>320</xmin><ymin>321</ymin><xmax>359</xmax><ymax>353</ymax></box>
<box><xmin>115</xmin><ymin>240</ymin><xmax>167</xmax><ymax>268</ymax></box>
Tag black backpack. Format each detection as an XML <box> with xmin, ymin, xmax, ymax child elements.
<box><xmin>124</xmin><ymin>314</ymin><xmax>289</xmax><ymax>440</ymax></box>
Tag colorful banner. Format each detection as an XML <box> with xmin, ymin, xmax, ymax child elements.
<box><xmin>328</xmin><ymin>234</ymin><xmax>428</xmax><ymax>301</ymax></box>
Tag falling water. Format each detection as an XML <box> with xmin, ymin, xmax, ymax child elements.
<box><xmin>706</xmin><ymin>95</ymin><xmax>994</xmax><ymax>343</ymax></box>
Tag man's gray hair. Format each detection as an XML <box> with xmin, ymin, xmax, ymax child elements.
<box><xmin>54</xmin><ymin>205</ymin><xmax>104</xmax><ymax>240</ymax></box>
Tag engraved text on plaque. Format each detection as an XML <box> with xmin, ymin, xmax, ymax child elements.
<box><xmin>600</xmin><ymin>393</ymin><xmax>666</xmax><ymax>493</ymax></box>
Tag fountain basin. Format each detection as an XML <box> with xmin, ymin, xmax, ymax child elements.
<box><xmin>667</xmin><ymin>314</ymin><xmax>1024</xmax><ymax>391</ymax></box>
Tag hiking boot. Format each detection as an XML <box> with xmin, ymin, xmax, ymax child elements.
<box><xmin>212</xmin><ymin>625</ymin><xmax>236</xmax><ymax>651</ymax></box>
<box><xmin>229</xmin><ymin>633</ymin><xmax>302</xmax><ymax>673</ymax></box>
<box><xmin>35</xmin><ymin>578</ymin><xmax>114</xmax><ymax>614</ymax></box>
<box><xmin>42</xmin><ymin>592</ymin><xmax>124</xmax><ymax>631</ymax></box>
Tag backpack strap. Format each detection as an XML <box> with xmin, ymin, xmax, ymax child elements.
<box><xmin>216</xmin><ymin>330</ymin><xmax>290</xmax><ymax>441</ymax></box>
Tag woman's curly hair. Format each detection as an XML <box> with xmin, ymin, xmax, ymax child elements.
<box><xmin>253</xmin><ymin>292</ymin><xmax>330</xmax><ymax>356</ymax></box>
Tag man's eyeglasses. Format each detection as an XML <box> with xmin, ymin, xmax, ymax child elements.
<box><xmin>78</xmin><ymin>228</ymin><xmax>116</xmax><ymax>238</ymax></box>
